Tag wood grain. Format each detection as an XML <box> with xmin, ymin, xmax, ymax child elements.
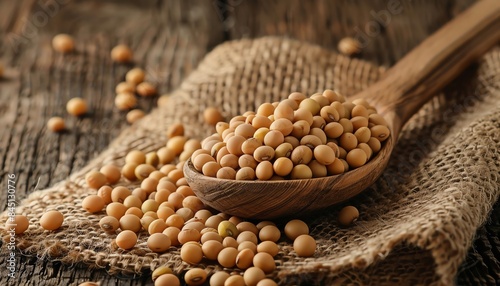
<box><xmin>1</xmin><ymin>0</ymin><xmax>497</xmax><ymax>285</ymax></box>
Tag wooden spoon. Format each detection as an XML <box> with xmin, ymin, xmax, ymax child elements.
<box><xmin>184</xmin><ymin>0</ymin><xmax>500</xmax><ymax>219</ymax></box>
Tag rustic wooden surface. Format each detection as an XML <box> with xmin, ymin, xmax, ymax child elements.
<box><xmin>0</xmin><ymin>0</ymin><xmax>498</xmax><ymax>285</ymax></box>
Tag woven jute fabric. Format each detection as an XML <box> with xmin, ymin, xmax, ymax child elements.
<box><xmin>2</xmin><ymin>37</ymin><xmax>499</xmax><ymax>285</ymax></box>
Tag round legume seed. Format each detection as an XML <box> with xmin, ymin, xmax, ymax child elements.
<box><xmin>97</xmin><ymin>186</ymin><xmax>113</xmax><ymax>204</ymax></box>
<box><xmin>193</xmin><ymin>153</ymin><xmax>215</xmax><ymax>172</ymax></box>
<box><xmin>357</xmin><ymin>143</ymin><xmax>373</xmax><ymax>160</ymax></box>
<box><xmin>145</xmin><ymin>152</ymin><xmax>160</xmax><ymax>167</ymax></box>
<box><xmin>82</xmin><ymin>195</ymin><xmax>105</xmax><ymax>213</ymax></box>
<box><xmin>253</xmin><ymin>252</ymin><xmax>276</xmax><ymax>274</ymax></box>
<box><xmin>151</xmin><ymin>266</ymin><xmax>173</xmax><ymax>281</ymax></box>
<box><xmin>115</xmin><ymin>230</ymin><xmax>137</xmax><ymax>250</ymax></box>
<box><xmin>322</xmin><ymin>89</ymin><xmax>342</xmax><ymax>103</ymax></box>
<box><xmin>339</xmin><ymin>132</ymin><xmax>358</xmax><ymax>151</ymax></box>
<box><xmin>202</xmin><ymin>161</ymin><xmax>221</xmax><ymax>177</ymax></box>
<box><xmin>218</xmin><ymin>247</ymin><xmax>239</xmax><ymax>268</ymax></box>
<box><xmin>338</xmin><ymin>37</ymin><xmax>361</xmax><ymax>56</ymax></box>
<box><xmin>135</xmin><ymin>164</ymin><xmax>156</xmax><ymax>180</ymax></box>
<box><xmin>273</xmin><ymin>157</ymin><xmax>293</xmax><ymax>177</ymax></box>
<box><xmin>311</xmin><ymin>93</ymin><xmax>330</xmax><ymax>108</ymax></box>
<box><xmin>367</xmin><ymin>137</ymin><xmax>382</xmax><ymax>153</ymax></box>
<box><xmin>218</xmin><ymin>220</ymin><xmax>239</xmax><ymax>238</ymax></box>
<box><xmin>184</xmin><ymin>268</ymin><xmax>207</xmax><ymax>286</ymax></box>
<box><xmin>47</xmin><ymin>117</ymin><xmax>65</xmax><ymax>132</ymax></box>
<box><xmin>346</xmin><ymin>148</ymin><xmax>367</xmax><ymax>168</ymax></box>
<box><xmin>255</xmin><ymin>161</ymin><xmax>274</xmax><ymax>180</ymax></box>
<box><xmin>284</xmin><ymin>219</ymin><xmax>309</xmax><ymax>240</ymax></box>
<box><xmin>311</xmin><ymin>163</ymin><xmax>329</xmax><ymax>178</ymax></box>
<box><xmin>290</xmin><ymin>164</ymin><xmax>313</xmax><ymax>179</ymax></box>
<box><xmin>236</xmin><ymin>248</ymin><xmax>255</xmax><ymax>269</ymax></box>
<box><xmin>111</xmin><ymin>44</ymin><xmax>133</xmax><ymax>63</ymax></box>
<box><xmin>274</xmin><ymin>142</ymin><xmax>293</xmax><ymax>159</ymax></box>
<box><xmin>85</xmin><ymin>171</ymin><xmax>107</xmax><ymax>189</ymax></box>
<box><xmin>300</xmin><ymin>135</ymin><xmax>322</xmax><ymax>149</ymax></box>
<box><xmin>202</xmin><ymin>240</ymin><xmax>224</xmax><ymax>260</ymax></box>
<box><xmin>264</xmin><ymin>130</ymin><xmax>284</xmax><ymax>149</ymax></box>
<box><xmin>99</xmin><ymin>216</ymin><xmax>119</xmax><ymax>232</ymax></box>
<box><xmin>136</xmin><ymin>82</ymin><xmax>157</xmax><ymax>97</ymax></box>
<box><xmin>78</xmin><ymin>282</ymin><xmax>99</xmax><ymax>286</ymax></box>
<box><xmin>290</xmin><ymin>120</ymin><xmax>311</xmax><ymax>138</ymax></box>
<box><xmin>299</xmin><ymin>98</ymin><xmax>321</xmax><ymax>116</ymax></box>
<box><xmin>324</xmin><ymin>122</ymin><xmax>343</xmax><ymax>139</ymax></box>
<box><xmin>269</xmin><ymin>118</ymin><xmax>293</xmax><ymax>136</ymax></box>
<box><xmin>244</xmin><ymin>267</ymin><xmax>266</xmax><ymax>286</ymax></box>
<box><xmin>290</xmin><ymin>145</ymin><xmax>313</xmax><ymax>165</ymax></box>
<box><xmin>226</xmin><ymin>135</ymin><xmax>246</xmax><ymax>156</ymax></box>
<box><xmin>351</xmin><ymin>104</ymin><xmax>369</xmax><ymax>118</ymax></box>
<box><xmin>115</xmin><ymin>92</ymin><xmax>137</xmax><ymax>110</ymax></box>
<box><xmin>224</xmin><ymin>275</ymin><xmax>245</xmax><ymax>286</ymax></box>
<box><xmin>259</xmin><ymin>225</ymin><xmax>281</xmax><ymax>242</ymax></box>
<box><xmin>147</xmin><ymin>233</ymin><xmax>171</xmax><ymax>253</ymax></box>
<box><xmin>52</xmin><ymin>34</ymin><xmax>74</xmax><ymax>53</ymax></box>
<box><xmin>216</xmin><ymin>166</ymin><xmax>236</xmax><ymax>180</ymax></box>
<box><xmin>236</xmin><ymin>167</ymin><xmax>256</xmax><ymax>180</ymax></box>
<box><xmin>293</xmin><ymin>234</ymin><xmax>316</xmax><ymax>257</ymax></box>
<box><xmin>235</xmin><ymin>123</ymin><xmax>256</xmax><ymax>139</ymax></box>
<box><xmin>220</xmin><ymin>153</ymin><xmax>239</xmax><ymax>169</ymax></box>
<box><xmin>111</xmin><ymin>186</ymin><xmax>132</xmax><ymax>203</ymax></box>
<box><xmin>256</xmin><ymin>279</ymin><xmax>278</xmax><ymax>286</ymax></box>
<box><xmin>106</xmin><ymin>202</ymin><xmax>127</xmax><ymax>219</ymax></box>
<box><xmin>313</xmin><ymin>145</ymin><xmax>336</xmax><ymax>165</ymax></box>
<box><xmin>180</xmin><ymin>242</ymin><xmax>203</xmax><ymax>264</ymax></box>
<box><xmin>354</xmin><ymin>126</ymin><xmax>371</xmax><ymax>143</ymax></box>
<box><xmin>6</xmin><ymin>215</ymin><xmax>29</xmax><ymax>234</ymax></box>
<box><xmin>210</xmin><ymin>271</ymin><xmax>230</xmax><ymax>286</ymax></box>
<box><xmin>252</xmin><ymin>115</ymin><xmax>272</xmax><ymax>129</ymax></box>
<box><xmin>125</xmin><ymin>68</ymin><xmax>145</xmax><ymax>85</ymax></box>
<box><xmin>293</xmin><ymin>108</ymin><xmax>314</xmax><ymax>125</ymax></box>
<box><xmin>100</xmin><ymin>164</ymin><xmax>121</xmax><ymax>184</ymax></box>
<box><xmin>257</xmin><ymin>241</ymin><xmax>279</xmax><ymax>257</ymax></box>
<box><xmin>339</xmin><ymin>118</ymin><xmax>353</xmax><ymax>133</ymax></box>
<box><xmin>119</xmin><ymin>214</ymin><xmax>142</xmax><ymax>232</ymax></box>
<box><xmin>116</xmin><ymin>81</ymin><xmax>136</xmax><ymax>94</ymax></box>
<box><xmin>161</xmin><ymin>226</ymin><xmax>180</xmax><ymax>246</ymax></box>
<box><xmin>370</xmin><ymin>125</ymin><xmax>391</xmax><ymax>142</ymax></box>
<box><xmin>257</xmin><ymin>103</ymin><xmax>275</xmax><ymax>117</ymax></box>
<box><xmin>204</xmin><ymin>107</ymin><xmax>224</xmax><ymax>126</ymax></box>
<box><xmin>273</xmin><ymin>102</ymin><xmax>294</xmax><ymax>121</ymax></box>
<box><xmin>253</xmin><ymin>146</ymin><xmax>275</xmax><ymax>162</ymax></box>
<box><xmin>320</xmin><ymin>105</ymin><xmax>340</xmax><ymax>122</ymax></box>
<box><xmin>126</xmin><ymin>150</ymin><xmax>146</xmax><ymax>164</ymax></box>
<box><xmin>351</xmin><ymin>116</ymin><xmax>369</xmax><ymax>130</ymax></box>
<box><xmin>326</xmin><ymin>158</ymin><xmax>345</xmax><ymax>175</ymax></box>
<box><xmin>154</xmin><ymin>273</ymin><xmax>180</xmax><ymax>286</ymax></box>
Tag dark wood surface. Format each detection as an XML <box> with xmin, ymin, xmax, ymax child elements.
<box><xmin>1</xmin><ymin>0</ymin><xmax>498</xmax><ymax>285</ymax></box>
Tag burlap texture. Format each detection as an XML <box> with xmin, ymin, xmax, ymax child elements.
<box><xmin>2</xmin><ymin>37</ymin><xmax>499</xmax><ymax>285</ymax></box>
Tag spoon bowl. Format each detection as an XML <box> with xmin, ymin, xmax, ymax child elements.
<box><xmin>184</xmin><ymin>0</ymin><xmax>500</xmax><ymax>219</ymax></box>
<box><xmin>185</xmin><ymin>135</ymin><xmax>394</xmax><ymax>219</ymax></box>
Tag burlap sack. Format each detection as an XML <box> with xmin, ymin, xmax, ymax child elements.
<box><xmin>2</xmin><ymin>37</ymin><xmax>499</xmax><ymax>285</ymax></box>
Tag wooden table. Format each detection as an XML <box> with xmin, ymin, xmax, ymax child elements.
<box><xmin>1</xmin><ymin>0</ymin><xmax>498</xmax><ymax>285</ymax></box>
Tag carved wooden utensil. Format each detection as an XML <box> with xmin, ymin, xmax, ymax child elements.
<box><xmin>184</xmin><ymin>0</ymin><xmax>500</xmax><ymax>219</ymax></box>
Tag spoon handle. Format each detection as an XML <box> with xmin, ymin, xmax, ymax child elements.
<box><xmin>353</xmin><ymin>0</ymin><xmax>500</xmax><ymax>137</ymax></box>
